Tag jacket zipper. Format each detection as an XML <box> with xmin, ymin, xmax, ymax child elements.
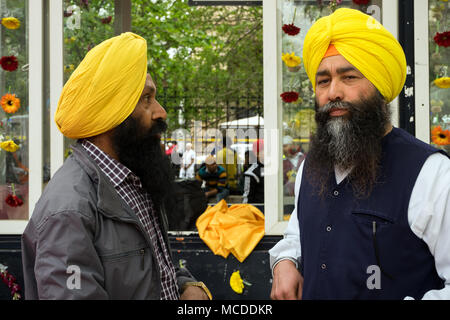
<box><xmin>140</xmin><ymin>249</ymin><xmax>145</xmax><ymax>270</ymax></box>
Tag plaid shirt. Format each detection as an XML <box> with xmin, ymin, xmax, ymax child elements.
<box><xmin>81</xmin><ymin>140</ymin><xmax>179</xmax><ymax>300</ymax></box>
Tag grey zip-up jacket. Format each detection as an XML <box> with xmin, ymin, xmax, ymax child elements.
<box><xmin>21</xmin><ymin>143</ymin><xmax>194</xmax><ymax>299</ymax></box>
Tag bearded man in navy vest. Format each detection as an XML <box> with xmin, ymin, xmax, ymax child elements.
<box><xmin>269</xmin><ymin>8</ymin><xmax>450</xmax><ymax>300</ymax></box>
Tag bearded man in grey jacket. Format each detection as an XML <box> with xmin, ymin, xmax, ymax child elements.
<box><xmin>21</xmin><ymin>32</ymin><xmax>210</xmax><ymax>300</ymax></box>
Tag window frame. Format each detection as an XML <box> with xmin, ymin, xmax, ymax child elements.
<box><xmin>0</xmin><ymin>0</ymin><xmax>423</xmax><ymax>236</ymax></box>
<box><xmin>262</xmin><ymin>0</ymin><xmax>401</xmax><ymax>235</ymax></box>
<box><xmin>0</xmin><ymin>0</ymin><xmax>44</xmax><ymax>234</ymax></box>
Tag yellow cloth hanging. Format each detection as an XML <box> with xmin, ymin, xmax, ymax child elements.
<box><xmin>196</xmin><ymin>200</ymin><xmax>265</xmax><ymax>263</ymax></box>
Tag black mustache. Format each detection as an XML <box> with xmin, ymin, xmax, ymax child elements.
<box><xmin>149</xmin><ymin>119</ymin><xmax>168</xmax><ymax>136</ymax></box>
<box><xmin>319</xmin><ymin>101</ymin><xmax>352</xmax><ymax>113</ymax></box>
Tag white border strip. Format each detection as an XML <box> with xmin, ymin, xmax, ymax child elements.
<box><xmin>382</xmin><ymin>0</ymin><xmax>400</xmax><ymax>127</ymax></box>
<box><xmin>0</xmin><ymin>0</ymin><xmax>43</xmax><ymax>234</ymax></box>
<box><xmin>49</xmin><ymin>0</ymin><xmax>65</xmax><ymax>177</ymax></box>
<box><xmin>413</xmin><ymin>0</ymin><xmax>430</xmax><ymax>143</ymax></box>
<box><xmin>28</xmin><ymin>0</ymin><xmax>43</xmax><ymax>221</ymax></box>
<box><xmin>263</xmin><ymin>0</ymin><xmax>287</xmax><ymax>235</ymax></box>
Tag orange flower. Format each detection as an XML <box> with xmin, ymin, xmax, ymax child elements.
<box><xmin>431</xmin><ymin>126</ymin><xmax>450</xmax><ymax>146</ymax></box>
<box><xmin>1</xmin><ymin>93</ymin><xmax>20</xmax><ymax>113</ymax></box>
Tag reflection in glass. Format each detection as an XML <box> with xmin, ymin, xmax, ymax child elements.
<box><xmin>0</xmin><ymin>0</ymin><xmax>29</xmax><ymax>220</ymax></box>
<box><xmin>429</xmin><ymin>0</ymin><xmax>449</xmax><ymax>153</ymax></box>
<box><xmin>280</xmin><ymin>0</ymin><xmax>382</xmax><ymax>221</ymax></box>
<box><xmin>63</xmin><ymin>0</ymin><xmax>115</xmax><ymax>159</ymax></box>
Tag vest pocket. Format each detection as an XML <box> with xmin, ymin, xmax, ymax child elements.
<box><xmin>351</xmin><ymin>210</ymin><xmax>394</xmax><ymax>280</ymax></box>
<box><xmin>351</xmin><ymin>209</ymin><xmax>394</xmax><ymax>225</ymax></box>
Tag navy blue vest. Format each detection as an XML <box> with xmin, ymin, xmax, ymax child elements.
<box><xmin>297</xmin><ymin>127</ymin><xmax>446</xmax><ymax>299</ymax></box>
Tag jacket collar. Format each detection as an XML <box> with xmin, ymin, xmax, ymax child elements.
<box><xmin>70</xmin><ymin>142</ymin><xmax>139</xmax><ymax>222</ymax></box>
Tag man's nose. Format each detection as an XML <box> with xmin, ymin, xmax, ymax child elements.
<box><xmin>153</xmin><ymin>100</ymin><xmax>167</xmax><ymax>120</ymax></box>
<box><xmin>327</xmin><ymin>79</ymin><xmax>344</xmax><ymax>102</ymax></box>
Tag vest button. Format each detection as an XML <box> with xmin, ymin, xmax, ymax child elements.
<box><xmin>333</xmin><ymin>190</ymin><xmax>339</xmax><ymax>196</ymax></box>
<box><xmin>326</xmin><ymin>226</ymin><xmax>332</xmax><ymax>232</ymax></box>
<box><xmin>321</xmin><ymin>263</ymin><xmax>327</xmax><ymax>270</ymax></box>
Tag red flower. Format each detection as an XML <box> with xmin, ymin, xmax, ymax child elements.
<box><xmin>353</xmin><ymin>0</ymin><xmax>370</xmax><ymax>5</ymax></box>
<box><xmin>63</xmin><ymin>10</ymin><xmax>73</xmax><ymax>17</ymax></box>
<box><xmin>101</xmin><ymin>16</ymin><xmax>112</xmax><ymax>24</ymax></box>
<box><xmin>434</xmin><ymin>31</ymin><xmax>450</xmax><ymax>48</ymax></box>
<box><xmin>280</xmin><ymin>91</ymin><xmax>299</xmax><ymax>103</ymax></box>
<box><xmin>282</xmin><ymin>24</ymin><xmax>300</xmax><ymax>36</ymax></box>
<box><xmin>0</xmin><ymin>56</ymin><xmax>18</xmax><ymax>72</ymax></box>
<box><xmin>5</xmin><ymin>194</ymin><xmax>23</xmax><ymax>207</ymax></box>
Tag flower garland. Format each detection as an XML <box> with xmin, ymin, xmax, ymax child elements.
<box><xmin>281</xmin><ymin>7</ymin><xmax>302</xmax><ymax>103</ymax></box>
<box><xmin>0</xmin><ymin>12</ymin><xmax>25</xmax><ymax>208</ymax></box>
<box><xmin>0</xmin><ymin>263</ymin><xmax>21</xmax><ymax>300</ymax></box>
<box><xmin>0</xmin><ymin>139</ymin><xmax>23</xmax><ymax>207</ymax></box>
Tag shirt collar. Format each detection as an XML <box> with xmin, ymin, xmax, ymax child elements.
<box><xmin>80</xmin><ymin>139</ymin><xmax>142</xmax><ymax>189</ymax></box>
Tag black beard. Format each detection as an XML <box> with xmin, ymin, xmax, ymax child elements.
<box><xmin>112</xmin><ymin>116</ymin><xmax>173</xmax><ymax>210</ymax></box>
<box><xmin>306</xmin><ymin>91</ymin><xmax>390</xmax><ymax>198</ymax></box>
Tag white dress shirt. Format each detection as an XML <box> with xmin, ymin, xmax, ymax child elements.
<box><xmin>269</xmin><ymin>152</ymin><xmax>450</xmax><ymax>299</ymax></box>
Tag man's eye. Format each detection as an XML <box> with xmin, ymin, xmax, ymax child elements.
<box><xmin>317</xmin><ymin>79</ymin><xmax>329</xmax><ymax>85</ymax></box>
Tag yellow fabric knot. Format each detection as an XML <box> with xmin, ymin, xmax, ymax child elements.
<box><xmin>196</xmin><ymin>199</ymin><xmax>264</xmax><ymax>263</ymax></box>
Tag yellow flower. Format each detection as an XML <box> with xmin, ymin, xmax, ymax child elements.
<box><xmin>1</xmin><ymin>17</ymin><xmax>20</xmax><ymax>30</ymax></box>
<box><xmin>64</xmin><ymin>64</ymin><xmax>75</xmax><ymax>73</ymax></box>
<box><xmin>282</xmin><ymin>52</ymin><xmax>302</xmax><ymax>68</ymax></box>
<box><xmin>1</xmin><ymin>140</ymin><xmax>20</xmax><ymax>152</ymax></box>
<box><xmin>434</xmin><ymin>77</ymin><xmax>450</xmax><ymax>88</ymax></box>
<box><xmin>1</xmin><ymin>93</ymin><xmax>21</xmax><ymax>114</ymax></box>
<box><xmin>230</xmin><ymin>271</ymin><xmax>244</xmax><ymax>294</ymax></box>
<box><xmin>64</xmin><ymin>37</ymin><xmax>76</xmax><ymax>44</ymax></box>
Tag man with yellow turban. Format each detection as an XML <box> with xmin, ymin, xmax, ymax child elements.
<box><xmin>21</xmin><ymin>32</ymin><xmax>210</xmax><ymax>300</ymax></box>
<box><xmin>269</xmin><ymin>8</ymin><xmax>450</xmax><ymax>300</ymax></box>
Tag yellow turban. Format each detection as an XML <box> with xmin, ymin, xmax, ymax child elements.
<box><xmin>55</xmin><ymin>32</ymin><xmax>147</xmax><ymax>139</ymax></box>
<box><xmin>303</xmin><ymin>8</ymin><xmax>406</xmax><ymax>103</ymax></box>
